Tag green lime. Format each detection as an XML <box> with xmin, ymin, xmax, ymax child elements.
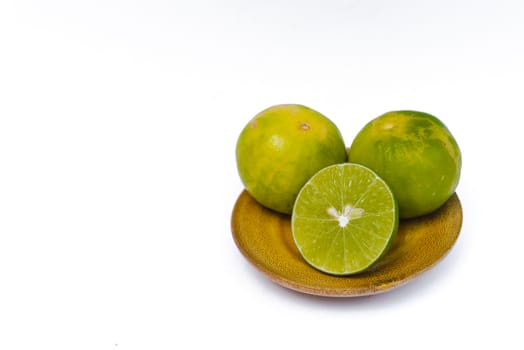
<box><xmin>291</xmin><ymin>163</ymin><xmax>398</xmax><ymax>275</ymax></box>
<box><xmin>348</xmin><ymin>110</ymin><xmax>461</xmax><ymax>218</ymax></box>
<box><xmin>236</xmin><ymin>104</ymin><xmax>347</xmax><ymax>214</ymax></box>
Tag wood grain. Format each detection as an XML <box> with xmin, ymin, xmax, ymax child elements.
<box><xmin>231</xmin><ymin>190</ymin><xmax>463</xmax><ymax>297</ymax></box>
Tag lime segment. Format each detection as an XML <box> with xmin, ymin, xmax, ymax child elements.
<box><xmin>291</xmin><ymin>163</ymin><xmax>398</xmax><ymax>275</ymax></box>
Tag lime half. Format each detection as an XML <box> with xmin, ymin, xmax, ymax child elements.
<box><xmin>291</xmin><ymin>163</ymin><xmax>398</xmax><ymax>275</ymax></box>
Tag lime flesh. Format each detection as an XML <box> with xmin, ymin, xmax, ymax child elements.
<box><xmin>291</xmin><ymin>163</ymin><xmax>398</xmax><ymax>275</ymax></box>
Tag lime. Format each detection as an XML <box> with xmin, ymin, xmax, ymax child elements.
<box><xmin>236</xmin><ymin>104</ymin><xmax>347</xmax><ymax>214</ymax></box>
<box><xmin>291</xmin><ymin>163</ymin><xmax>398</xmax><ymax>275</ymax></box>
<box><xmin>348</xmin><ymin>111</ymin><xmax>461</xmax><ymax>219</ymax></box>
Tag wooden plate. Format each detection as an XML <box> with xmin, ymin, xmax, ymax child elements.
<box><xmin>231</xmin><ymin>190</ymin><xmax>463</xmax><ymax>297</ymax></box>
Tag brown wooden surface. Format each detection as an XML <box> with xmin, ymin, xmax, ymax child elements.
<box><xmin>231</xmin><ymin>190</ymin><xmax>463</xmax><ymax>297</ymax></box>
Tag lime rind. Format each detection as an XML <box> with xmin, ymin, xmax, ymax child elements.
<box><xmin>347</xmin><ymin>111</ymin><xmax>461</xmax><ymax>218</ymax></box>
<box><xmin>291</xmin><ymin>163</ymin><xmax>398</xmax><ymax>276</ymax></box>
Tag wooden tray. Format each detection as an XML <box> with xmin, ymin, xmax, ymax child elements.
<box><xmin>231</xmin><ymin>190</ymin><xmax>462</xmax><ymax>297</ymax></box>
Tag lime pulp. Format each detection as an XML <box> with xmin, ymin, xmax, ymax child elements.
<box><xmin>291</xmin><ymin>163</ymin><xmax>398</xmax><ymax>275</ymax></box>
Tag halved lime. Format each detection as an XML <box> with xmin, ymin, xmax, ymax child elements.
<box><xmin>291</xmin><ymin>163</ymin><xmax>398</xmax><ymax>275</ymax></box>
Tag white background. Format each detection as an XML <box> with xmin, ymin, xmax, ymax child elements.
<box><xmin>1</xmin><ymin>0</ymin><xmax>523</xmax><ymax>349</ymax></box>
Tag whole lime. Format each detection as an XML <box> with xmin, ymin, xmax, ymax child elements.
<box><xmin>236</xmin><ymin>104</ymin><xmax>347</xmax><ymax>214</ymax></box>
<box><xmin>348</xmin><ymin>110</ymin><xmax>461</xmax><ymax>219</ymax></box>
